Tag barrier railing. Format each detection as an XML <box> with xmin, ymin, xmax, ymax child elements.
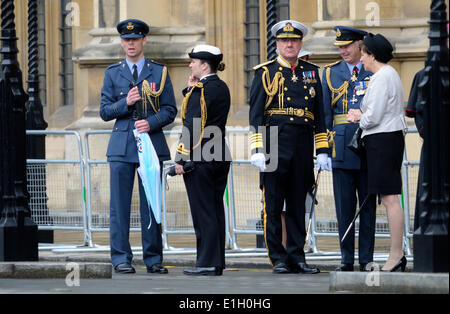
<box><xmin>26</xmin><ymin>127</ymin><xmax>420</xmax><ymax>259</ymax></box>
<box><xmin>26</xmin><ymin>130</ymin><xmax>89</xmax><ymax>247</ymax></box>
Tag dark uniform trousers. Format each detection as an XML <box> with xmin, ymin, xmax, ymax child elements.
<box><xmin>175</xmin><ymin>75</ymin><xmax>231</xmax><ymax>269</ymax></box>
<box><xmin>183</xmin><ymin>161</ymin><xmax>230</xmax><ymax>268</ymax></box>
<box><xmin>332</xmin><ymin>168</ymin><xmax>376</xmax><ymax>264</ymax></box>
<box><xmin>109</xmin><ymin>161</ymin><xmax>164</xmax><ymax>267</ymax></box>
<box><xmin>263</xmin><ymin>124</ymin><xmax>314</xmax><ymax>265</ymax></box>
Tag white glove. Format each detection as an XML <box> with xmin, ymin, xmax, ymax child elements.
<box><xmin>316</xmin><ymin>153</ymin><xmax>332</xmax><ymax>172</ymax></box>
<box><xmin>251</xmin><ymin>153</ymin><xmax>266</xmax><ymax>172</ymax></box>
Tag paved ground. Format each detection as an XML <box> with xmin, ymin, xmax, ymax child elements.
<box><xmin>0</xmin><ymin>265</ymin><xmax>333</xmax><ymax>294</ymax></box>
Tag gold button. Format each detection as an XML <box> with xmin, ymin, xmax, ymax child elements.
<box><xmin>290</xmin><ymin>117</ymin><xmax>294</xmax><ymax>121</ymax></box>
<box><xmin>279</xmin><ymin>67</ymin><xmax>283</xmax><ymax>71</ymax></box>
<box><xmin>300</xmin><ymin>66</ymin><xmax>304</xmax><ymax>69</ymax></box>
<box><xmin>304</xmin><ymin>85</ymin><xmax>308</xmax><ymax>89</ymax></box>
<box><xmin>305</xmin><ymin>96</ymin><xmax>309</xmax><ymax>100</ymax></box>
<box><xmin>284</xmin><ymin>87</ymin><xmax>288</xmax><ymax>91</ymax></box>
<box><xmin>304</xmin><ymin>119</ymin><xmax>308</xmax><ymax>122</ymax></box>
<box><xmin>287</xmin><ymin>97</ymin><xmax>291</xmax><ymax>101</ymax></box>
<box><xmin>120</xmin><ymin>92</ymin><xmax>123</xmax><ymax>95</ymax></box>
<box><xmin>305</xmin><ymin>107</ymin><xmax>308</xmax><ymax>110</ymax></box>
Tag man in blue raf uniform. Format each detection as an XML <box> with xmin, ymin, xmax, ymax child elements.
<box><xmin>100</xmin><ymin>19</ymin><xmax>177</xmax><ymax>274</ymax></box>
<box><xmin>249</xmin><ymin>20</ymin><xmax>330</xmax><ymax>275</ymax></box>
<box><xmin>322</xmin><ymin>26</ymin><xmax>376</xmax><ymax>272</ymax></box>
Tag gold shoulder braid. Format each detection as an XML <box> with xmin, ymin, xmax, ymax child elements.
<box><xmin>261</xmin><ymin>66</ymin><xmax>285</xmax><ymax>109</ymax></box>
<box><xmin>180</xmin><ymin>82</ymin><xmax>207</xmax><ymax>150</ymax></box>
<box><xmin>325</xmin><ymin>66</ymin><xmax>349</xmax><ymax>113</ymax></box>
<box><xmin>141</xmin><ymin>66</ymin><xmax>168</xmax><ymax>113</ymax></box>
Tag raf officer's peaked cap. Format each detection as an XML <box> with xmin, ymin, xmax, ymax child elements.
<box><xmin>271</xmin><ymin>20</ymin><xmax>308</xmax><ymax>39</ymax></box>
<box><xmin>117</xmin><ymin>19</ymin><xmax>149</xmax><ymax>38</ymax></box>
<box><xmin>333</xmin><ymin>26</ymin><xmax>367</xmax><ymax>46</ymax></box>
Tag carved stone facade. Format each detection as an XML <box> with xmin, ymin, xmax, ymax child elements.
<box><xmin>9</xmin><ymin>0</ymin><xmax>448</xmax><ymax>141</ymax></box>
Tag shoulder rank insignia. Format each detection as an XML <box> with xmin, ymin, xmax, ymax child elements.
<box><xmin>324</xmin><ymin>60</ymin><xmax>342</xmax><ymax>68</ymax></box>
<box><xmin>253</xmin><ymin>59</ymin><xmax>276</xmax><ymax>70</ymax></box>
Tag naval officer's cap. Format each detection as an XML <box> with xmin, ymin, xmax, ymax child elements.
<box><xmin>188</xmin><ymin>44</ymin><xmax>223</xmax><ymax>63</ymax></box>
<box><xmin>116</xmin><ymin>19</ymin><xmax>149</xmax><ymax>38</ymax></box>
<box><xmin>271</xmin><ymin>20</ymin><xmax>308</xmax><ymax>40</ymax></box>
<box><xmin>333</xmin><ymin>26</ymin><xmax>367</xmax><ymax>46</ymax></box>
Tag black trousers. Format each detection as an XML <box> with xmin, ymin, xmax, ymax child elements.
<box><xmin>332</xmin><ymin>168</ymin><xmax>376</xmax><ymax>265</ymax></box>
<box><xmin>262</xmin><ymin>124</ymin><xmax>314</xmax><ymax>266</ymax></box>
<box><xmin>183</xmin><ymin>161</ymin><xmax>230</xmax><ymax>268</ymax></box>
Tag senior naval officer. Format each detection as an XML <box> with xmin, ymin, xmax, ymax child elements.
<box><xmin>249</xmin><ymin>20</ymin><xmax>330</xmax><ymax>274</ymax></box>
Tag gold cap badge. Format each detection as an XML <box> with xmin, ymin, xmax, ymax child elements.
<box><xmin>283</xmin><ymin>23</ymin><xmax>294</xmax><ymax>33</ymax></box>
<box><xmin>336</xmin><ymin>28</ymin><xmax>341</xmax><ymax>37</ymax></box>
<box><xmin>126</xmin><ymin>22</ymin><xmax>135</xmax><ymax>30</ymax></box>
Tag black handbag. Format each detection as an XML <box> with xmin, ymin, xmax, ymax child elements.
<box><xmin>347</xmin><ymin>127</ymin><xmax>364</xmax><ymax>154</ymax></box>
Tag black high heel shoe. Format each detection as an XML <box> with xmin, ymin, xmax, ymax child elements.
<box><xmin>382</xmin><ymin>256</ymin><xmax>407</xmax><ymax>272</ymax></box>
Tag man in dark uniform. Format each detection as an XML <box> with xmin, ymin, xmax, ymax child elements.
<box><xmin>100</xmin><ymin>19</ymin><xmax>177</xmax><ymax>274</ymax></box>
<box><xmin>322</xmin><ymin>26</ymin><xmax>376</xmax><ymax>272</ymax></box>
<box><xmin>174</xmin><ymin>45</ymin><xmax>231</xmax><ymax>276</ymax></box>
<box><xmin>249</xmin><ymin>20</ymin><xmax>330</xmax><ymax>274</ymax></box>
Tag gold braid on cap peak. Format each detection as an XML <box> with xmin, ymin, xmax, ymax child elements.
<box><xmin>180</xmin><ymin>82</ymin><xmax>207</xmax><ymax>151</ymax></box>
<box><xmin>141</xmin><ymin>66</ymin><xmax>168</xmax><ymax>113</ymax></box>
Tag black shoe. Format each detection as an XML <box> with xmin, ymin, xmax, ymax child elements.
<box><xmin>147</xmin><ymin>263</ymin><xmax>169</xmax><ymax>274</ymax></box>
<box><xmin>114</xmin><ymin>262</ymin><xmax>135</xmax><ymax>274</ymax></box>
<box><xmin>272</xmin><ymin>262</ymin><xmax>291</xmax><ymax>274</ymax></box>
<box><xmin>291</xmin><ymin>262</ymin><xmax>320</xmax><ymax>274</ymax></box>
<box><xmin>336</xmin><ymin>264</ymin><xmax>354</xmax><ymax>272</ymax></box>
<box><xmin>382</xmin><ymin>256</ymin><xmax>407</xmax><ymax>272</ymax></box>
<box><xmin>183</xmin><ymin>266</ymin><xmax>223</xmax><ymax>276</ymax></box>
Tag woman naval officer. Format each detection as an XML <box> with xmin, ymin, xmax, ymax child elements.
<box><xmin>174</xmin><ymin>45</ymin><xmax>231</xmax><ymax>276</ymax></box>
<box><xmin>347</xmin><ymin>33</ymin><xmax>408</xmax><ymax>272</ymax></box>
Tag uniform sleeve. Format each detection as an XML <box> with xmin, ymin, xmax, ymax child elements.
<box><xmin>405</xmin><ymin>70</ymin><xmax>425</xmax><ymax>137</ymax></box>
<box><xmin>100</xmin><ymin>68</ymin><xmax>132</xmax><ymax>122</ymax></box>
<box><xmin>313</xmin><ymin>70</ymin><xmax>329</xmax><ymax>155</ymax></box>
<box><xmin>248</xmin><ymin>68</ymin><xmax>266</xmax><ymax>154</ymax></box>
<box><xmin>175</xmin><ymin>88</ymin><xmax>201</xmax><ymax>164</ymax></box>
<box><xmin>146</xmin><ymin>70</ymin><xmax>177</xmax><ymax>133</ymax></box>
<box><xmin>321</xmin><ymin>67</ymin><xmax>334</xmax><ymax>132</ymax></box>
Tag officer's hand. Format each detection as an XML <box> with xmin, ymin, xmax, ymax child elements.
<box><xmin>134</xmin><ymin>120</ymin><xmax>150</xmax><ymax>133</ymax></box>
<box><xmin>127</xmin><ymin>87</ymin><xmax>141</xmax><ymax>106</ymax></box>
<box><xmin>175</xmin><ymin>163</ymin><xmax>185</xmax><ymax>175</ymax></box>
<box><xmin>316</xmin><ymin>153</ymin><xmax>332</xmax><ymax>172</ymax></box>
<box><xmin>347</xmin><ymin>109</ymin><xmax>362</xmax><ymax>123</ymax></box>
<box><xmin>187</xmin><ymin>75</ymin><xmax>199</xmax><ymax>88</ymax></box>
<box><xmin>250</xmin><ymin>153</ymin><xmax>266</xmax><ymax>172</ymax></box>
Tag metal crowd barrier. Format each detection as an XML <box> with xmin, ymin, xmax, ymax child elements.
<box><xmin>26</xmin><ymin>130</ymin><xmax>89</xmax><ymax>248</ymax></box>
<box><xmin>26</xmin><ymin>127</ymin><xmax>420</xmax><ymax>259</ymax></box>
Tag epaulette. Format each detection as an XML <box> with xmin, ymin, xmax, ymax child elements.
<box><xmin>253</xmin><ymin>59</ymin><xmax>276</xmax><ymax>70</ymax></box>
<box><xmin>106</xmin><ymin>61</ymin><xmax>122</xmax><ymax>70</ymax></box>
<box><xmin>324</xmin><ymin>60</ymin><xmax>342</xmax><ymax>68</ymax></box>
<box><xmin>148</xmin><ymin>59</ymin><xmax>166</xmax><ymax>67</ymax></box>
<box><xmin>299</xmin><ymin>59</ymin><xmax>319</xmax><ymax>68</ymax></box>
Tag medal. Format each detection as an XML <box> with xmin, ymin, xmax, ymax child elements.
<box><xmin>309</xmin><ymin>86</ymin><xmax>316</xmax><ymax>98</ymax></box>
<box><xmin>291</xmin><ymin>65</ymin><xmax>298</xmax><ymax>83</ymax></box>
